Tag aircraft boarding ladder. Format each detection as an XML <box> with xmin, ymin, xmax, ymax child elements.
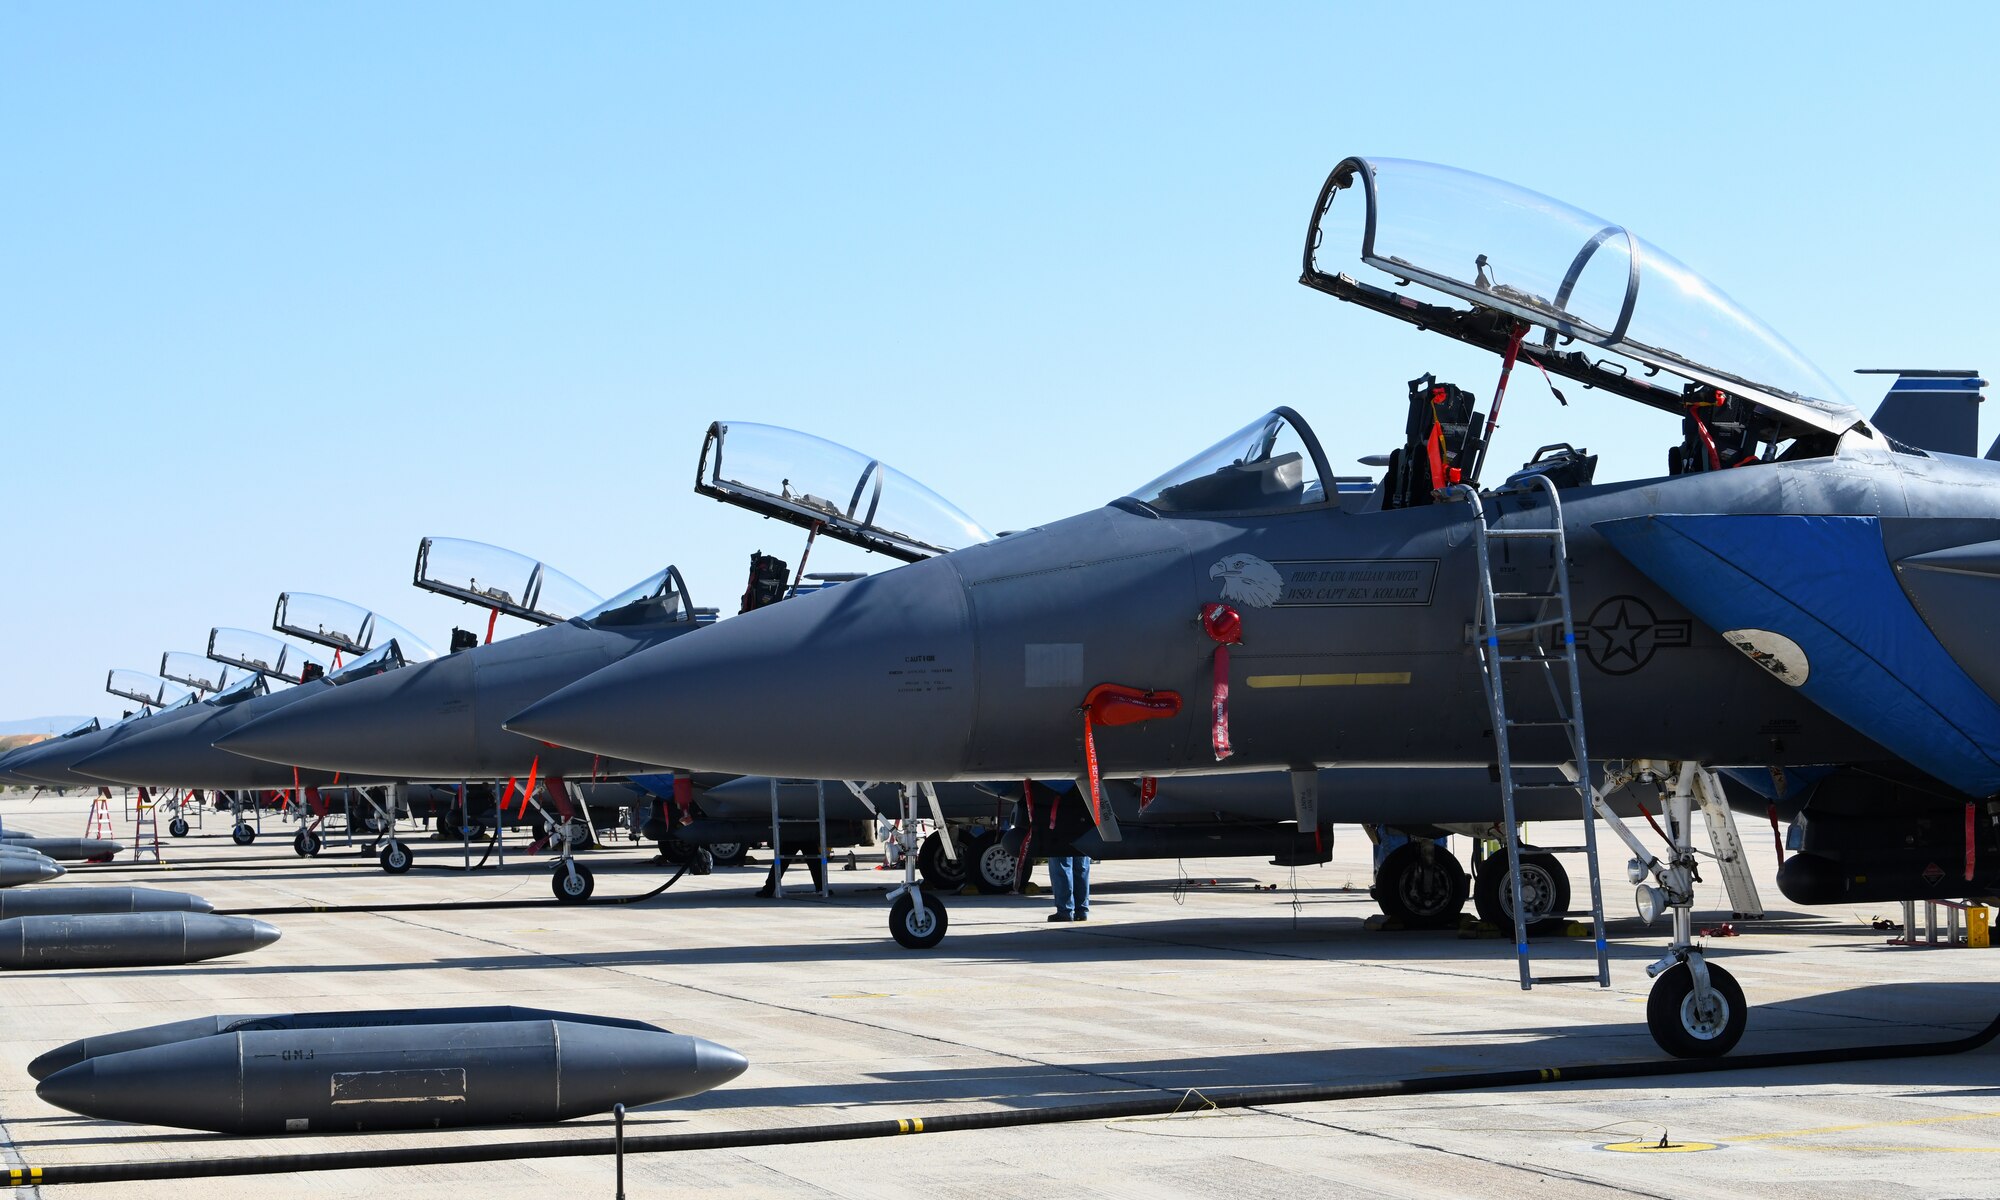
<box><xmin>1453</xmin><ymin>475</ymin><xmax>1610</xmax><ymax>989</ymax></box>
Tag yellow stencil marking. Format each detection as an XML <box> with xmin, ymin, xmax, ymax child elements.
<box><xmin>1246</xmin><ymin>672</ymin><xmax>1412</xmax><ymax>689</ymax></box>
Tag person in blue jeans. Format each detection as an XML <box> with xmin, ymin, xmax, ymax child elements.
<box><xmin>1047</xmin><ymin>854</ymin><xmax>1091</xmax><ymax>922</ymax></box>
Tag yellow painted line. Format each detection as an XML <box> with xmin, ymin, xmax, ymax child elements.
<box><xmin>1601</xmin><ymin>1141</ymin><xmax>1720</xmax><ymax>1154</ymax></box>
<box><xmin>1245</xmin><ymin>672</ymin><xmax>1412</xmax><ymax>689</ymax></box>
<box><xmin>1721</xmin><ymin>1109</ymin><xmax>2000</xmax><ymax>1144</ymax></box>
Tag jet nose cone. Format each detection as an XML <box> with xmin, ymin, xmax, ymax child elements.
<box><xmin>691</xmin><ymin>1037</ymin><xmax>750</xmax><ymax>1087</ymax></box>
<box><xmin>507</xmin><ymin>557</ymin><xmax>978</xmax><ymax>779</ymax></box>
<box><xmin>73</xmin><ymin>724</ymin><xmax>217</xmax><ymax>788</ymax></box>
<box><xmin>246</xmin><ymin>919</ymin><xmax>283</xmax><ymax>950</ymax></box>
<box><xmin>218</xmin><ymin>657</ymin><xmax>473</xmax><ymax>777</ymax></box>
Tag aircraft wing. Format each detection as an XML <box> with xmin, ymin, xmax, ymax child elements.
<box><xmin>1598</xmin><ymin>513</ymin><xmax>2000</xmax><ymax>797</ymax></box>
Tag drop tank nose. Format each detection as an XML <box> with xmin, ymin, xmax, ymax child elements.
<box><xmin>508</xmin><ymin>556</ymin><xmax>979</xmax><ymax>780</ymax></box>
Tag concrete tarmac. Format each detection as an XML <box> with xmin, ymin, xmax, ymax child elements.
<box><xmin>2</xmin><ymin>788</ymin><xmax>1995</xmax><ymax>1199</ymax></box>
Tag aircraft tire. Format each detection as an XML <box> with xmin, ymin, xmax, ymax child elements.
<box><xmin>916</xmin><ymin>832</ymin><xmax>969</xmax><ymax>892</ymax></box>
<box><xmin>1646</xmin><ymin>960</ymin><xmax>1746</xmax><ymax>1058</ymax></box>
<box><xmin>708</xmin><ymin>842</ymin><xmax>749</xmax><ymax>867</ymax></box>
<box><xmin>966</xmin><ymin>832</ymin><xmax>1017</xmax><ymax>894</ymax></box>
<box><xmin>379</xmin><ymin>839</ymin><xmax>414</xmax><ymax>874</ymax></box>
<box><xmin>167</xmin><ymin>817</ymin><xmax>190</xmax><ymax>839</ymax></box>
<box><xmin>231</xmin><ymin>824</ymin><xmax>256</xmax><ymax>847</ymax></box>
<box><xmin>1373</xmin><ymin>840</ymin><xmax>1469</xmax><ymax>928</ymax></box>
<box><xmin>889</xmin><ymin>891</ymin><xmax>948</xmax><ymax>949</ymax></box>
<box><xmin>1472</xmin><ymin>850</ymin><xmax>1570</xmax><ymax>933</ymax></box>
<box><xmin>293</xmin><ymin>828</ymin><xmax>324</xmax><ymax>857</ymax></box>
<box><xmin>552</xmin><ymin>861</ymin><xmax>596</xmax><ymax>903</ymax></box>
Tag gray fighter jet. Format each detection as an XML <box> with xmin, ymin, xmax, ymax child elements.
<box><xmin>72</xmin><ymin>595</ymin><xmax>439</xmax><ymax>853</ymax></box>
<box><xmin>212</xmin><ymin>488</ymin><xmax>993</xmax><ymax>887</ymax></box>
<box><xmin>510</xmin><ymin>156</ymin><xmax>2000</xmax><ymax>1057</ymax></box>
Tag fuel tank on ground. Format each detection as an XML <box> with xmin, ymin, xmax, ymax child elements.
<box><xmin>36</xmin><ymin>1020</ymin><xmax>748</xmax><ymax>1133</ymax></box>
<box><xmin>29</xmin><ymin>1005</ymin><xmax>668</xmax><ymax>1081</ymax></box>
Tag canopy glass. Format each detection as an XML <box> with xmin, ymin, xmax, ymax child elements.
<box><xmin>105</xmin><ymin>670</ymin><xmax>192</xmax><ymax>709</ymax></box>
<box><xmin>1127</xmin><ymin>407</ymin><xmax>1336</xmax><ymax>514</ymax></box>
<box><xmin>1303</xmin><ymin>156</ymin><xmax>1861</xmax><ymax>436</ymax></box>
<box><xmin>159</xmin><ymin>651</ymin><xmax>239</xmax><ymax>694</ymax></box>
<box><xmin>414</xmin><ymin>537</ymin><xmax>601</xmax><ymax>626</ymax></box>
<box><xmin>273</xmin><ymin>593</ymin><xmax>437</xmax><ymax>660</ymax></box>
<box><xmin>697</xmin><ymin>421</ymin><xmax>993</xmax><ymax>561</ymax></box>
<box><xmin>207</xmin><ymin>627</ymin><xmax>328</xmax><ymax>684</ymax></box>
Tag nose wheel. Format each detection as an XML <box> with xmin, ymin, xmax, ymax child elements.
<box><xmin>292</xmin><ymin>828</ymin><xmax>323</xmax><ymax>857</ymax></box>
<box><xmin>889</xmin><ymin>890</ymin><xmax>948</xmax><ymax>949</ymax></box>
<box><xmin>1647</xmin><ymin>958</ymin><xmax>1745</xmax><ymax>1057</ymax></box>
<box><xmin>379</xmin><ymin>839</ymin><xmax>413</xmax><ymax>874</ymax></box>
<box><xmin>552</xmin><ymin>860</ymin><xmax>596</xmax><ymax>903</ymax></box>
<box><xmin>231</xmin><ymin>823</ymin><xmax>256</xmax><ymax>846</ymax></box>
<box><xmin>167</xmin><ymin>817</ymin><xmax>190</xmax><ymax>839</ymax></box>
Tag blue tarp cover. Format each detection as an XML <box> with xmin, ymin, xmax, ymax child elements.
<box><xmin>1597</xmin><ymin>514</ymin><xmax>2000</xmax><ymax>798</ymax></box>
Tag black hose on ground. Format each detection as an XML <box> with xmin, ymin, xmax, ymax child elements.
<box><xmin>12</xmin><ymin>1007</ymin><xmax>1998</xmax><ymax>1187</ymax></box>
<box><xmin>215</xmin><ymin>867</ymin><xmax>689</xmax><ymax>916</ymax></box>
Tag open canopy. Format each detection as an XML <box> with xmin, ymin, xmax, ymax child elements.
<box><xmin>273</xmin><ymin>593</ymin><xmax>438</xmax><ymax>660</ymax></box>
<box><xmin>413</xmin><ymin>537</ymin><xmax>601</xmax><ymax>626</ymax></box>
<box><xmin>159</xmin><ymin>651</ymin><xmax>240</xmax><ymax>694</ymax></box>
<box><xmin>696</xmin><ymin>421</ymin><xmax>994</xmax><ymax>561</ymax></box>
<box><xmin>105</xmin><ymin>670</ymin><xmax>192</xmax><ymax>709</ymax></box>
<box><xmin>207</xmin><ymin>627</ymin><xmax>327</xmax><ymax>684</ymax></box>
<box><xmin>1301</xmin><ymin>156</ymin><xmax>1869</xmax><ymax>443</ymax></box>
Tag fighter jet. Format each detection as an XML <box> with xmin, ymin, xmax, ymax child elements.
<box><xmin>510</xmin><ymin>155</ymin><xmax>2000</xmax><ymax>1058</ymax></box>
<box><xmin>212</xmin><ymin>469</ymin><xmax>994</xmax><ymax>887</ymax></box>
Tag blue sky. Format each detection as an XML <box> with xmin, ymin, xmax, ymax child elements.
<box><xmin>4</xmin><ymin>4</ymin><xmax>1996</xmax><ymax>723</ymax></box>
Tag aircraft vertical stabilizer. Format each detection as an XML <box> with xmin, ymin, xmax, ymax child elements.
<box><xmin>1858</xmin><ymin>369</ymin><xmax>1984</xmax><ymax>457</ymax></box>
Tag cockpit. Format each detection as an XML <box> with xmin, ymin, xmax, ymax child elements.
<box><xmin>105</xmin><ymin>669</ymin><xmax>192</xmax><ymax>710</ymax></box>
<box><xmin>697</xmin><ymin>421</ymin><xmax>995</xmax><ymax>561</ymax></box>
<box><xmin>1287</xmin><ymin>155</ymin><xmax>1875</xmax><ymax>498</ymax></box>
<box><xmin>413</xmin><ymin>537</ymin><xmax>602</xmax><ymax>626</ymax></box>
<box><xmin>273</xmin><ymin>593</ymin><xmax>438</xmax><ymax>662</ymax></box>
<box><xmin>579</xmin><ymin>565</ymin><xmax>712</xmax><ymax>628</ymax></box>
<box><xmin>207</xmin><ymin>672</ymin><xmax>271</xmax><ymax>705</ymax></box>
<box><xmin>1124</xmin><ymin>408</ymin><xmax>1347</xmax><ymax>514</ymax></box>
<box><xmin>323</xmin><ymin>638</ymin><xmax>413</xmax><ymax>686</ymax></box>
<box><xmin>207</xmin><ymin>627</ymin><xmax>327</xmax><ymax>685</ymax></box>
<box><xmin>160</xmin><ymin>651</ymin><xmax>240</xmax><ymax>695</ymax></box>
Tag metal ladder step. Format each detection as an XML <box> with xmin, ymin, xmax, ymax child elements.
<box><xmin>1455</xmin><ymin>475</ymin><xmax>1610</xmax><ymax>994</ymax></box>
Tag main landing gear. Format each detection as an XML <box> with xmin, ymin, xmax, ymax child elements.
<box><xmin>1369</xmin><ymin>838</ymin><xmax>1573</xmax><ymax>932</ymax></box>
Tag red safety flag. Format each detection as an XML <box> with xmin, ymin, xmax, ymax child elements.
<box><xmin>1079</xmin><ymin>684</ymin><xmax>1182</xmax><ymax>828</ymax></box>
<box><xmin>515</xmin><ymin>755</ymin><xmax>540</xmax><ymax>820</ymax></box>
<box><xmin>673</xmin><ymin>772</ymin><xmax>695</xmax><ymax>826</ymax></box>
<box><xmin>1199</xmin><ymin>603</ymin><xmax>1241</xmax><ymax>760</ymax></box>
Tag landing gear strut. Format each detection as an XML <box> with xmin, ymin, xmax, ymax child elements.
<box><xmin>1600</xmin><ymin>761</ymin><xmax>1748</xmax><ymax>1058</ymax></box>
<box><xmin>885</xmin><ymin>783</ymin><xmax>948</xmax><ymax>949</ymax></box>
